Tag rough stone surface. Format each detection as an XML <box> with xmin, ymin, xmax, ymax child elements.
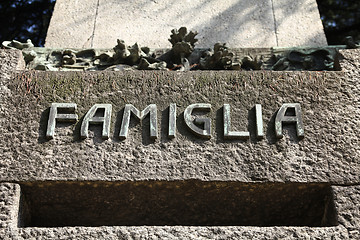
<box><xmin>0</xmin><ymin>50</ymin><xmax>26</xmax><ymax>168</ymax></box>
<box><xmin>0</xmin><ymin>183</ymin><xmax>21</xmax><ymax>239</ymax></box>
<box><xmin>14</xmin><ymin>226</ymin><xmax>352</xmax><ymax>239</ymax></box>
<box><xmin>0</xmin><ymin>51</ymin><xmax>25</xmax><ymax>239</ymax></box>
<box><xmin>0</xmin><ymin>49</ymin><xmax>25</xmax><ymax>97</ymax></box>
<box><xmin>333</xmin><ymin>186</ymin><xmax>360</xmax><ymax>239</ymax></box>
<box><xmin>1</xmin><ymin>49</ymin><xmax>360</xmax><ymax>238</ymax></box>
<box><xmin>0</xmin><ymin>49</ymin><xmax>25</xmax><ymax>78</ymax></box>
<box><xmin>45</xmin><ymin>0</ymin><xmax>327</xmax><ymax>48</ymax></box>
<box><xmin>1</xmin><ymin>69</ymin><xmax>360</xmax><ymax>183</ymax></box>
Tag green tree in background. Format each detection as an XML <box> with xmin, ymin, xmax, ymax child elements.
<box><xmin>0</xmin><ymin>0</ymin><xmax>55</xmax><ymax>46</ymax></box>
<box><xmin>317</xmin><ymin>0</ymin><xmax>360</xmax><ymax>44</ymax></box>
<box><xmin>0</xmin><ymin>0</ymin><xmax>358</xmax><ymax>46</ymax></box>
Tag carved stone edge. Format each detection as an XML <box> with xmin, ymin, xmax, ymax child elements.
<box><xmin>0</xmin><ymin>49</ymin><xmax>26</xmax><ymax>71</ymax></box>
<box><xmin>0</xmin><ymin>183</ymin><xmax>21</xmax><ymax>238</ymax></box>
<box><xmin>338</xmin><ymin>49</ymin><xmax>360</xmax><ymax>71</ymax></box>
<box><xmin>332</xmin><ymin>185</ymin><xmax>360</xmax><ymax>239</ymax></box>
<box><xmin>1</xmin><ymin>183</ymin><xmax>357</xmax><ymax>238</ymax></box>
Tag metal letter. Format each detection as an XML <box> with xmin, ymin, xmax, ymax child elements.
<box><xmin>275</xmin><ymin>103</ymin><xmax>304</xmax><ymax>139</ymax></box>
<box><xmin>184</xmin><ymin>103</ymin><xmax>211</xmax><ymax>139</ymax></box>
<box><xmin>80</xmin><ymin>104</ymin><xmax>112</xmax><ymax>139</ymax></box>
<box><xmin>223</xmin><ymin>104</ymin><xmax>249</xmax><ymax>140</ymax></box>
<box><xmin>168</xmin><ymin>103</ymin><xmax>176</xmax><ymax>138</ymax></box>
<box><xmin>255</xmin><ymin>104</ymin><xmax>264</xmax><ymax>139</ymax></box>
<box><xmin>119</xmin><ymin>104</ymin><xmax>158</xmax><ymax>140</ymax></box>
<box><xmin>46</xmin><ymin>103</ymin><xmax>78</xmax><ymax>139</ymax></box>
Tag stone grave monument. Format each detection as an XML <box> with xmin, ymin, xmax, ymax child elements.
<box><xmin>1</xmin><ymin>0</ymin><xmax>360</xmax><ymax>239</ymax></box>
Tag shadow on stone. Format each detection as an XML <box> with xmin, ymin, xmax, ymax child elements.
<box><xmin>19</xmin><ymin>181</ymin><xmax>338</xmax><ymax>228</ymax></box>
<box><xmin>37</xmin><ymin>107</ymin><xmax>50</xmax><ymax>143</ymax></box>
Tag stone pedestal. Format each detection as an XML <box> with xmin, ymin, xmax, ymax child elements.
<box><xmin>45</xmin><ymin>0</ymin><xmax>328</xmax><ymax>48</ymax></box>
<box><xmin>0</xmin><ymin>49</ymin><xmax>360</xmax><ymax>238</ymax></box>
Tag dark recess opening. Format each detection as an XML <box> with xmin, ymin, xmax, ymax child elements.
<box><xmin>19</xmin><ymin>181</ymin><xmax>338</xmax><ymax>227</ymax></box>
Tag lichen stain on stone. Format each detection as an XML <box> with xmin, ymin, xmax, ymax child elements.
<box><xmin>10</xmin><ymin>71</ymin><xmax>343</xmax><ymax>109</ymax></box>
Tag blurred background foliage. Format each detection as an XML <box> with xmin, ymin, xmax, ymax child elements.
<box><xmin>317</xmin><ymin>0</ymin><xmax>360</xmax><ymax>45</ymax></box>
<box><xmin>0</xmin><ymin>0</ymin><xmax>358</xmax><ymax>46</ymax></box>
<box><xmin>0</xmin><ymin>0</ymin><xmax>55</xmax><ymax>46</ymax></box>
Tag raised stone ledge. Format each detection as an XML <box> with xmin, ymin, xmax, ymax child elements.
<box><xmin>0</xmin><ymin>69</ymin><xmax>359</xmax><ymax>183</ymax></box>
<box><xmin>0</xmin><ymin>49</ymin><xmax>25</xmax><ymax>73</ymax></box>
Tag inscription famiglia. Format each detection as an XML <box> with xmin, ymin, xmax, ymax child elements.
<box><xmin>46</xmin><ymin>103</ymin><xmax>304</xmax><ymax>140</ymax></box>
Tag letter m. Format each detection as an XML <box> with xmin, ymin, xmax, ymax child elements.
<box><xmin>119</xmin><ymin>104</ymin><xmax>158</xmax><ymax>140</ymax></box>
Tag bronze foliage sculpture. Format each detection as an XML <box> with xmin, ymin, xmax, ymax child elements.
<box><xmin>2</xmin><ymin>27</ymin><xmax>346</xmax><ymax>71</ymax></box>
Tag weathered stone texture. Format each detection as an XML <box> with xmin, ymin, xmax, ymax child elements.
<box><xmin>333</xmin><ymin>185</ymin><xmax>360</xmax><ymax>239</ymax></box>
<box><xmin>0</xmin><ymin>49</ymin><xmax>25</xmax><ymax>91</ymax></box>
<box><xmin>0</xmin><ymin>50</ymin><xmax>26</xmax><ymax>169</ymax></box>
<box><xmin>333</xmin><ymin>186</ymin><xmax>360</xmax><ymax>235</ymax></box>
<box><xmin>0</xmin><ymin>70</ymin><xmax>359</xmax><ymax>183</ymax></box>
<box><xmin>339</xmin><ymin>49</ymin><xmax>360</xmax><ymax>76</ymax></box>
<box><xmin>45</xmin><ymin>0</ymin><xmax>327</xmax><ymax>48</ymax></box>
<box><xmin>0</xmin><ymin>49</ymin><xmax>25</xmax><ymax>100</ymax></box>
<box><xmin>1</xmin><ymin>49</ymin><xmax>360</xmax><ymax>239</ymax></box>
<box><xmin>0</xmin><ymin>183</ymin><xmax>21</xmax><ymax>239</ymax></box>
<box><xmin>15</xmin><ymin>226</ymin><xmax>350</xmax><ymax>239</ymax></box>
<box><xmin>0</xmin><ymin>49</ymin><xmax>25</xmax><ymax>73</ymax></box>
